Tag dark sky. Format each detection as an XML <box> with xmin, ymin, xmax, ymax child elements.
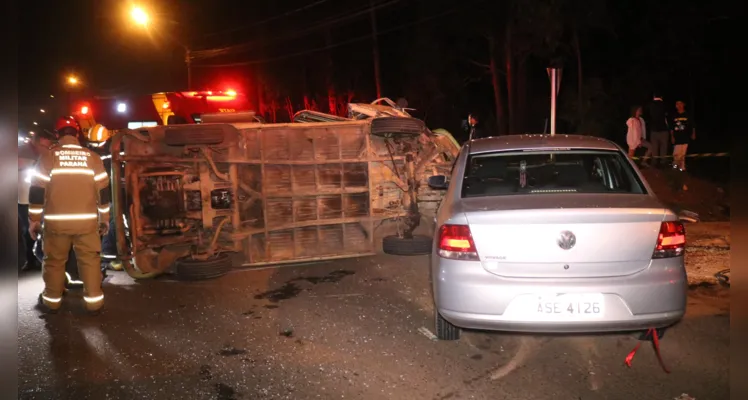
<box><xmin>19</xmin><ymin>0</ymin><xmax>398</xmax><ymax>132</ymax></box>
<box><xmin>18</xmin><ymin>0</ymin><xmax>737</xmax><ymax>143</ymax></box>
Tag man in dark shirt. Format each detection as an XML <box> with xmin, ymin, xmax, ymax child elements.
<box><xmin>462</xmin><ymin>112</ymin><xmax>489</xmax><ymax>140</ymax></box>
<box><xmin>670</xmin><ymin>100</ymin><xmax>696</xmax><ymax>191</ymax></box>
<box><xmin>647</xmin><ymin>93</ymin><xmax>670</xmax><ymax>166</ymax></box>
<box><xmin>670</xmin><ymin>100</ymin><xmax>695</xmax><ymax>172</ymax></box>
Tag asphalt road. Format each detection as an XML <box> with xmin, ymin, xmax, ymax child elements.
<box><xmin>18</xmin><ymin>254</ymin><xmax>730</xmax><ymax>400</ymax></box>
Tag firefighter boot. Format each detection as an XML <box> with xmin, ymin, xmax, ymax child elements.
<box><xmin>37</xmin><ymin>293</ymin><xmax>61</xmax><ymax>314</ymax></box>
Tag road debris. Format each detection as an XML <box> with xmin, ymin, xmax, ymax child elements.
<box><xmin>715</xmin><ymin>269</ymin><xmax>730</xmax><ymax>287</ymax></box>
<box><xmin>418</xmin><ymin>327</ymin><xmax>438</xmax><ymax>341</ymax></box>
<box><xmin>678</xmin><ymin>209</ymin><xmax>700</xmax><ymax>223</ymax></box>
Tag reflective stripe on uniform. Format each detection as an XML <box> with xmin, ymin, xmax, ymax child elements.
<box><xmin>84</xmin><ymin>295</ymin><xmax>104</xmax><ymax>303</ymax></box>
<box><xmin>62</xmin><ymin>144</ymin><xmax>82</xmax><ymax>149</ymax></box>
<box><xmin>42</xmin><ymin>295</ymin><xmax>62</xmax><ymax>303</ymax></box>
<box><xmin>94</xmin><ymin>172</ymin><xmax>108</xmax><ymax>181</ymax></box>
<box><xmin>98</xmin><ymin>206</ymin><xmax>111</xmax><ymax>213</ymax></box>
<box><xmin>24</xmin><ymin>169</ymin><xmax>34</xmax><ymax>183</ymax></box>
<box><xmin>28</xmin><ymin>208</ymin><xmax>44</xmax><ymax>214</ymax></box>
<box><xmin>50</xmin><ymin>168</ymin><xmax>95</xmax><ymax>176</ymax></box>
<box><xmin>44</xmin><ymin>213</ymin><xmax>98</xmax><ymax>221</ymax></box>
<box><xmin>65</xmin><ymin>272</ymin><xmax>84</xmax><ymax>285</ymax></box>
<box><xmin>32</xmin><ymin>170</ymin><xmax>51</xmax><ymax>182</ymax></box>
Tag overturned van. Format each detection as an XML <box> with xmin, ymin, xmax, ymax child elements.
<box><xmin>110</xmin><ymin>105</ymin><xmax>459</xmax><ymax>280</ymax></box>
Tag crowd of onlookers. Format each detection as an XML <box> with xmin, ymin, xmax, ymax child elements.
<box><xmin>625</xmin><ymin>94</ymin><xmax>696</xmax><ymax>190</ymax></box>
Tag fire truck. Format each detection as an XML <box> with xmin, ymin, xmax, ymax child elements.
<box><xmin>72</xmin><ymin>90</ymin><xmax>255</xmax><ymax>133</ymax></box>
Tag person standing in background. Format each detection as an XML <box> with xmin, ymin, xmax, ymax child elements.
<box><xmin>626</xmin><ymin>105</ymin><xmax>651</xmax><ymax>165</ymax></box>
<box><xmin>18</xmin><ymin>132</ymin><xmax>54</xmax><ymax>271</ymax></box>
<box><xmin>670</xmin><ymin>100</ymin><xmax>696</xmax><ymax>190</ymax></box>
<box><xmin>462</xmin><ymin>112</ymin><xmax>488</xmax><ymax>141</ymax></box>
<box><xmin>647</xmin><ymin>93</ymin><xmax>670</xmax><ymax>167</ymax></box>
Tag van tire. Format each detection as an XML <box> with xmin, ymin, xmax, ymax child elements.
<box><xmin>176</xmin><ymin>253</ymin><xmax>232</xmax><ymax>281</ymax></box>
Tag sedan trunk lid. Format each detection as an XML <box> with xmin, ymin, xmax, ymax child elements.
<box><xmin>461</xmin><ymin>194</ymin><xmax>667</xmax><ymax>278</ymax></box>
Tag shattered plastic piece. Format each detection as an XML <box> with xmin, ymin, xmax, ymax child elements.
<box><xmin>715</xmin><ymin>268</ymin><xmax>730</xmax><ymax>287</ymax></box>
<box><xmin>417</xmin><ymin>327</ymin><xmax>438</xmax><ymax>341</ymax></box>
<box><xmin>678</xmin><ymin>209</ymin><xmax>699</xmax><ymax>223</ymax></box>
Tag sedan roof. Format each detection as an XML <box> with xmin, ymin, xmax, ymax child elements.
<box><xmin>467</xmin><ymin>134</ymin><xmax>620</xmax><ymax>154</ymax></box>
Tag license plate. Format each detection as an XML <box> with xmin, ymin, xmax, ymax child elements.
<box><xmin>534</xmin><ymin>294</ymin><xmax>604</xmax><ymax>318</ymax></box>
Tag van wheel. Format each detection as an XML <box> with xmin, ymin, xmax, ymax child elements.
<box><xmin>435</xmin><ymin>311</ymin><xmax>460</xmax><ymax>340</ymax></box>
<box><xmin>176</xmin><ymin>253</ymin><xmax>232</xmax><ymax>281</ymax></box>
<box><xmin>382</xmin><ymin>235</ymin><xmax>432</xmax><ymax>256</ymax></box>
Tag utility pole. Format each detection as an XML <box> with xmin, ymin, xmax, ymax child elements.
<box><xmin>369</xmin><ymin>0</ymin><xmax>382</xmax><ymax>99</ymax></box>
<box><xmin>325</xmin><ymin>28</ymin><xmax>336</xmax><ymax>115</ymax></box>
<box><xmin>546</xmin><ymin>67</ymin><xmax>562</xmax><ymax>136</ymax></box>
<box><xmin>550</xmin><ymin>68</ymin><xmax>556</xmax><ymax>136</ymax></box>
<box><xmin>185</xmin><ymin>48</ymin><xmax>192</xmax><ymax>90</ymax></box>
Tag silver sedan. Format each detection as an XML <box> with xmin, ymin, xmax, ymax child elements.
<box><xmin>427</xmin><ymin>134</ymin><xmax>687</xmax><ymax>340</ymax></box>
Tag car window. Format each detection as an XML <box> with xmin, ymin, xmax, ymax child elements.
<box><xmin>461</xmin><ymin>150</ymin><xmax>646</xmax><ymax>197</ymax></box>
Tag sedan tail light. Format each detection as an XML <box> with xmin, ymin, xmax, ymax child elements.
<box><xmin>438</xmin><ymin>224</ymin><xmax>479</xmax><ymax>261</ymax></box>
<box><xmin>652</xmin><ymin>221</ymin><xmax>686</xmax><ymax>259</ymax></box>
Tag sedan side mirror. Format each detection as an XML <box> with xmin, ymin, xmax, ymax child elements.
<box><xmin>428</xmin><ymin>175</ymin><xmax>449</xmax><ymax>190</ymax></box>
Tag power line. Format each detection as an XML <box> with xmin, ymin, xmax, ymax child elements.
<box><xmin>193</xmin><ymin>0</ymin><xmax>399</xmax><ymax>59</ymax></box>
<box><xmin>192</xmin><ymin>7</ymin><xmax>460</xmax><ymax>68</ymax></box>
<box><xmin>191</xmin><ymin>0</ymin><xmax>402</xmax><ymax>60</ymax></box>
<box><xmin>204</xmin><ymin>0</ymin><xmax>333</xmax><ymax>38</ymax></box>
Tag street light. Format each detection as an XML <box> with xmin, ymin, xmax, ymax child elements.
<box><xmin>64</xmin><ymin>75</ymin><xmax>82</xmax><ymax>115</ymax></box>
<box><xmin>129</xmin><ymin>6</ymin><xmax>192</xmax><ymax>90</ymax></box>
<box><xmin>40</xmin><ymin>109</ymin><xmax>45</xmax><ymax>113</ymax></box>
<box><xmin>131</xmin><ymin>6</ymin><xmax>149</xmax><ymax>26</ymax></box>
<box><xmin>33</xmin><ymin>122</ymin><xmax>38</xmax><ymax>125</ymax></box>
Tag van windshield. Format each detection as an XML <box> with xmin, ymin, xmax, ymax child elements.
<box><xmin>461</xmin><ymin>150</ymin><xmax>646</xmax><ymax>198</ymax></box>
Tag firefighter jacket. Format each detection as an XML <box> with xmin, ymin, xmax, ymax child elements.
<box><xmin>28</xmin><ymin>135</ymin><xmax>111</xmax><ymax>234</ymax></box>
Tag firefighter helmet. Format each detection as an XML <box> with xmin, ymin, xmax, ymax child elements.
<box><xmin>55</xmin><ymin>116</ymin><xmax>79</xmax><ymax>134</ymax></box>
<box><xmin>86</xmin><ymin>124</ymin><xmax>111</xmax><ymax>143</ymax></box>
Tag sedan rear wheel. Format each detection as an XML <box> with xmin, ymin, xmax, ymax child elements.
<box><xmin>435</xmin><ymin>310</ymin><xmax>460</xmax><ymax>340</ymax></box>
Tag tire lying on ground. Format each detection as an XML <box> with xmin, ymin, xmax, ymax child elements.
<box><xmin>382</xmin><ymin>235</ymin><xmax>432</xmax><ymax>256</ymax></box>
<box><xmin>176</xmin><ymin>253</ymin><xmax>232</xmax><ymax>281</ymax></box>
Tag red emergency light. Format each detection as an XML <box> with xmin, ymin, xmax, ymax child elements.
<box><xmin>187</xmin><ymin>89</ymin><xmax>239</xmax><ymax>98</ymax></box>
<box><xmin>81</xmin><ymin>106</ymin><xmax>89</xmax><ymax>115</ymax></box>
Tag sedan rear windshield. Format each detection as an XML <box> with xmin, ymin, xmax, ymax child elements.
<box><xmin>461</xmin><ymin>149</ymin><xmax>646</xmax><ymax>197</ymax></box>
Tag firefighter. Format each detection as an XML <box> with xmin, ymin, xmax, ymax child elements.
<box><xmin>28</xmin><ymin>116</ymin><xmax>112</xmax><ymax>314</ymax></box>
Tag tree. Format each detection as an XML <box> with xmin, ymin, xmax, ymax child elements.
<box><xmin>464</xmin><ymin>0</ymin><xmax>569</xmax><ymax>134</ymax></box>
<box><xmin>560</xmin><ymin>0</ymin><xmax>614</xmax><ymax>130</ymax></box>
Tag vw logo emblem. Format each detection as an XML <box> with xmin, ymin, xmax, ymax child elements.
<box><xmin>557</xmin><ymin>231</ymin><xmax>576</xmax><ymax>250</ymax></box>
